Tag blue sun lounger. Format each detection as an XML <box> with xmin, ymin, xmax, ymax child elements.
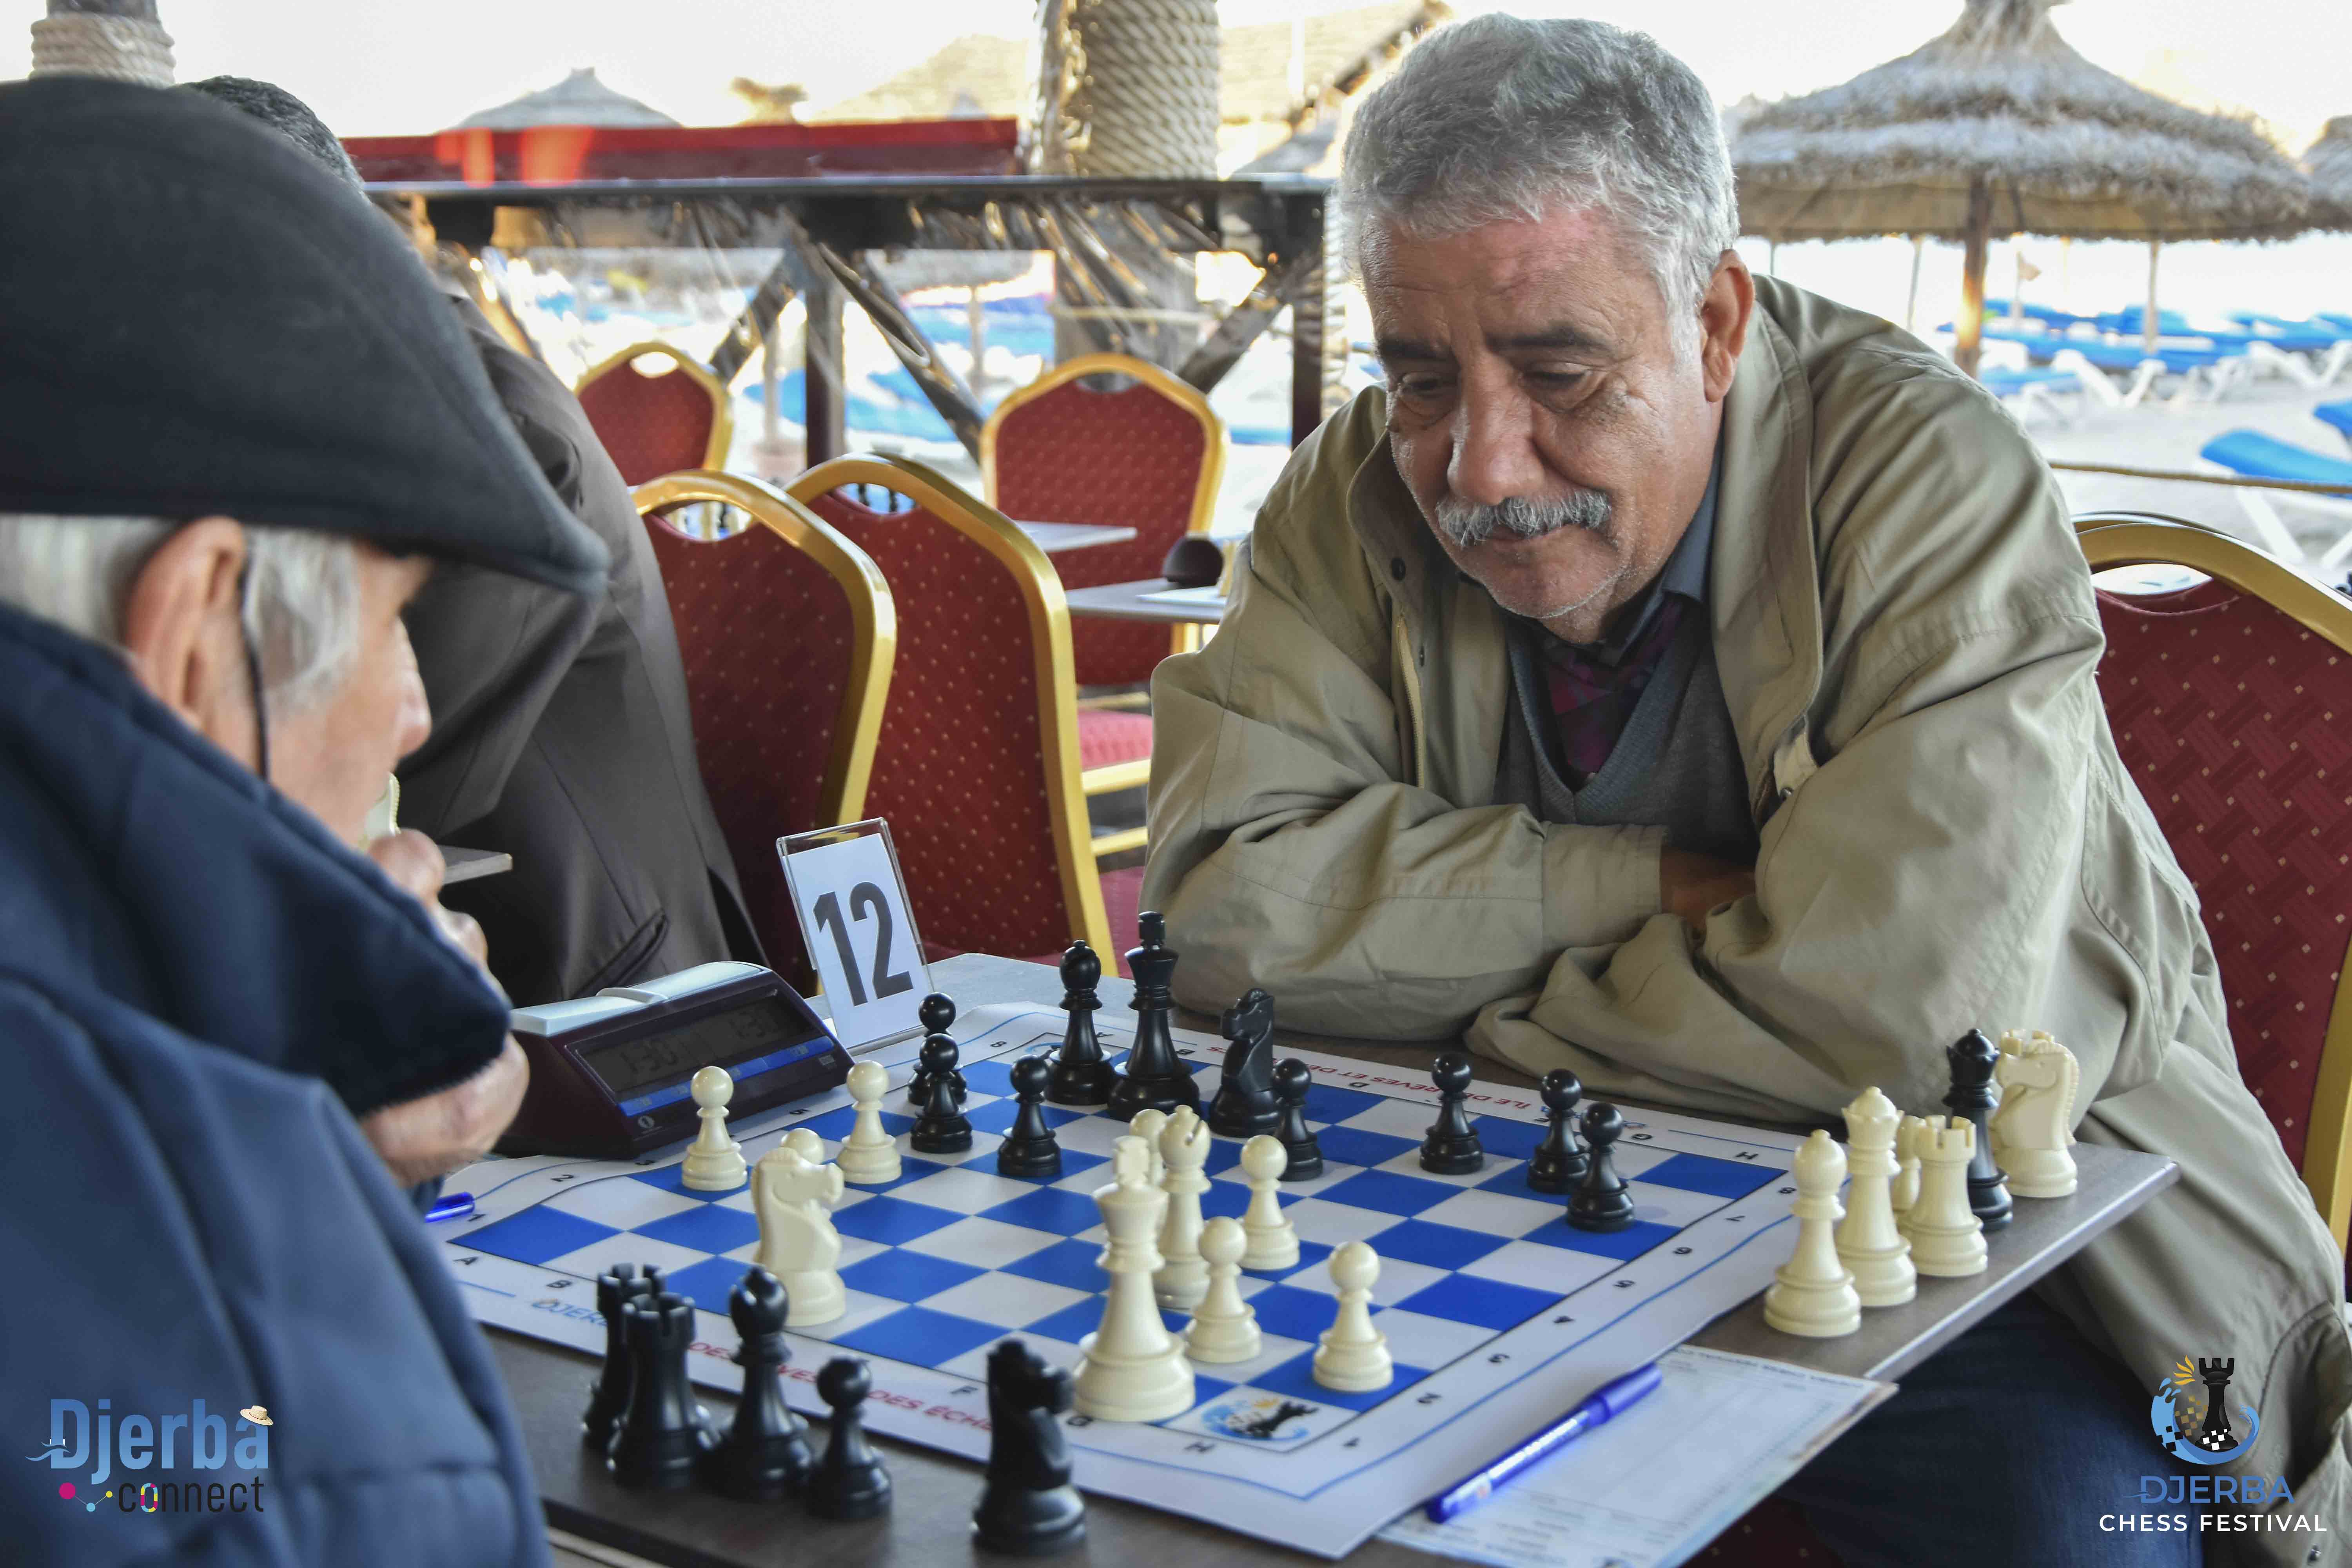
<box><xmin>2198</xmin><ymin>429</ymin><xmax>2352</xmax><ymax>568</ymax></box>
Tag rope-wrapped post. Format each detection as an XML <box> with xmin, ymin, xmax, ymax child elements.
<box><xmin>31</xmin><ymin>0</ymin><xmax>174</xmax><ymax>87</ymax></box>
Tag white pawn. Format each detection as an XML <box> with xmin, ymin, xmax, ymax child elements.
<box><xmin>1835</xmin><ymin>1089</ymin><xmax>1916</xmax><ymax>1309</ymax></box>
<box><xmin>1129</xmin><ymin>1108</ymin><xmax>1169</xmax><ymax>1188</ymax></box>
<box><xmin>682</xmin><ymin>1066</ymin><xmax>747</xmax><ymax>1191</ymax></box>
<box><xmin>1238</xmin><ymin>1135</ymin><xmax>1298</xmax><ymax>1271</ymax></box>
<box><xmin>1889</xmin><ymin>1114</ymin><xmax>1929</xmax><ymax>1214</ymax></box>
<box><xmin>1900</xmin><ymin>1116</ymin><xmax>1989</xmax><ymax>1277</ymax></box>
<box><xmin>1762</xmin><ymin>1130</ymin><xmax>1861</xmax><ymax>1338</ymax></box>
<box><xmin>752</xmin><ymin>1146</ymin><xmax>847</xmax><ymax>1325</ymax></box>
<box><xmin>1073</xmin><ymin>1138</ymin><xmax>1194</xmax><ymax>1422</ymax></box>
<box><xmin>1154</xmin><ymin>1109</ymin><xmax>1211</xmax><ymax>1309</ymax></box>
<box><xmin>835</xmin><ymin>1060</ymin><xmax>902</xmax><ymax>1185</ymax></box>
<box><xmin>1183</xmin><ymin>1217</ymin><xmax>1261</xmax><ymax>1363</ymax></box>
<box><xmin>782</xmin><ymin>1127</ymin><xmax>826</xmax><ymax>1165</ymax></box>
<box><xmin>1991</xmin><ymin>1032</ymin><xmax>2080</xmax><ymax>1199</ymax></box>
<box><xmin>1312</xmin><ymin>1241</ymin><xmax>1392</xmax><ymax>1392</ymax></box>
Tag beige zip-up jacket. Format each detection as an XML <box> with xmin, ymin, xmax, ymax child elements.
<box><xmin>1145</xmin><ymin>279</ymin><xmax>2349</xmax><ymax>1559</ymax></box>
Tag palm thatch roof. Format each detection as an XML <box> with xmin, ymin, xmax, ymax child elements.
<box><xmin>1731</xmin><ymin>0</ymin><xmax>2307</xmax><ymax>243</ymax></box>
<box><xmin>457</xmin><ymin>68</ymin><xmax>679</xmax><ymax>131</ymax></box>
<box><xmin>2308</xmin><ymin>117</ymin><xmax>2352</xmax><ymax>232</ymax></box>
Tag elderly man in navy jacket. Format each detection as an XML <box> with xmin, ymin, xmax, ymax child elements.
<box><xmin>0</xmin><ymin>82</ymin><xmax>611</xmax><ymax>1566</ymax></box>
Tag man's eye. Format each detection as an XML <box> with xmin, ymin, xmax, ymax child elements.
<box><xmin>1389</xmin><ymin>374</ymin><xmax>1452</xmax><ymax>400</ymax></box>
<box><xmin>1527</xmin><ymin>368</ymin><xmax>1588</xmax><ymax>389</ymax></box>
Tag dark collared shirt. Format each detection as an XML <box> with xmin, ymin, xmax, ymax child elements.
<box><xmin>1537</xmin><ymin>465</ymin><xmax>1719</xmax><ymax>785</ymax></box>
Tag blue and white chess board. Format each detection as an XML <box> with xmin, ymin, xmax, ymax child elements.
<box><xmin>441</xmin><ymin>1004</ymin><xmax>1806</xmax><ymax>1556</ymax></box>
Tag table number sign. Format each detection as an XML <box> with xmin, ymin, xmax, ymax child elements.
<box><xmin>777</xmin><ymin>819</ymin><xmax>931</xmax><ymax>1051</ymax></box>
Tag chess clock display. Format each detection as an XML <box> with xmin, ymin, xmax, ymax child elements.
<box><xmin>503</xmin><ymin>962</ymin><xmax>851</xmax><ymax>1159</ymax></box>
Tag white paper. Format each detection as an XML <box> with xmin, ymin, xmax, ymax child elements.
<box><xmin>1380</xmin><ymin>1346</ymin><xmax>1893</xmax><ymax>1568</ymax></box>
<box><xmin>776</xmin><ymin>826</ymin><xmax>927</xmax><ymax>1049</ymax></box>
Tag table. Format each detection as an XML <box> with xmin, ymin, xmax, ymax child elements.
<box><xmin>1062</xmin><ymin>579</ymin><xmax>1229</xmax><ymax>626</ymax></box>
<box><xmin>1013</xmin><ymin>521</ymin><xmax>1138</xmax><ymax>554</ymax></box>
<box><xmin>440</xmin><ymin>845</ymin><xmax>513</xmax><ymax>885</ymax></box>
<box><xmin>488</xmin><ymin>952</ymin><xmax>2177</xmax><ymax>1566</ymax></box>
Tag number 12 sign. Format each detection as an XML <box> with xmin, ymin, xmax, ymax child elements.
<box><xmin>776</xmin><ymin>819</ymin><xmax>931</xmax><ymax>1051</ymax></box>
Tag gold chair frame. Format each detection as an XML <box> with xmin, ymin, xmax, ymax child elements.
<box><xmin>2077</xmin><ymin>512</ymin><xmax>2352</xmax><ymax>1251</ymax></box>
<box><xmin>786</xmin><ymin>454</ymin><xmax>1115</xmax><ymax>958</ymax></box>
<box><xmin>579</xmin><ymin>342</ymin><xmax>737</xmax><ymax>472</ymax></box>
<box><xmin>633</xmin><ymin>470</ymin><xmax>896</xmax><ymax>833</ymax></box>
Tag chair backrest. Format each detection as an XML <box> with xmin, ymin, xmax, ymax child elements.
<box><xmin>982</xmin><ymin>352</ymin><xmax>1224</xmax><ymax>687</ymax></box>
<box><xmin>635</xmin><ymin>470</ymin><xmax>894</xmax><ymax>985</ymax></box>
<box><xmin>578</xmin><ymin>343</ymin><xmax>735</xmax><ymax>486</ymax></box>
<box><xmin>2077</xmin><ymin>513</ymin><xmax>2352</xmax><ymax>1252</ymax></box>
<box><xmin>785</xmin><ymin>454</ymin><xmax>1112</xmax><ymax>960</ymax></box>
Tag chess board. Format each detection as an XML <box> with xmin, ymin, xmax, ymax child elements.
<box><xmin>441</xmin><ymin>1004</ymin><xmax>1807</xmax><ymax>1557</ymax></box>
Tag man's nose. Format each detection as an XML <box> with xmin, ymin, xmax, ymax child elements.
<box><xmin>1445</xmin><ymin>380</ymin><xmax>1546</xmax><ymax>508</ymax></box>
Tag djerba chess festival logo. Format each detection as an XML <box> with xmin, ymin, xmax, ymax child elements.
<box><xmin>2102</xmin><ymin>1354</ymin><xmax>2326</xmax><ymax>1542</ymax></box>
<box><xmin>25</xmin><ymin>1398</ymin><xmax>272</xmax><ymax>1517</ymax></box>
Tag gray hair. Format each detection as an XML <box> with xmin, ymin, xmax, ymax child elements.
<box><xmin>0</xmin><ymin>515</ymin><xmax>361</xmax><ymax>713</ymax></box>
<box><xmin>1341</xmin><ymin>15</ymin><xmax>1739</xmax><ymax>323</ymax></box>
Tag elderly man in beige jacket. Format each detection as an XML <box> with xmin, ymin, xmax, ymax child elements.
<box><xmin>1144</xmin><ymin>15</ymin><xmax>2347</xmax><ymax>1564</ymax></box>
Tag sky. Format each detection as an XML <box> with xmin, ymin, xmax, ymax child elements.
<box><xmin>2</xmin><ymin>0</ymin><xmax>2342</xmax><ymax>151</ymax></box>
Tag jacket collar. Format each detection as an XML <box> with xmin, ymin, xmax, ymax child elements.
<box><xmin>0</xmin><ymin>602</ymin><xmax>510</xmax><ymax>1115</ymax></box>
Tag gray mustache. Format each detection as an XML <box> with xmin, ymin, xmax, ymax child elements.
<box><xmin>1429</xmin><ymin>489</ymin><xmax>1612</xmax><ymax>547</ymax></box>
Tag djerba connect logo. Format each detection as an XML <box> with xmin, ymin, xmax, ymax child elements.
<box><xmin>2101</xmin><ymin>1355</ymin><xmax>2327</xmax><ymax>1541</ymax></box>
<box><xmin>26</xmin><ymin>1398</ymin><xmax>271</xmax><ymax>1517</ymax></box>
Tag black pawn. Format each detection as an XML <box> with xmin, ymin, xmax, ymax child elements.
<box><xmin>997</xmin><ymin>1056</ymin><xmax>1064</xmax><ymax>1178</ymax></box>
<box><xmin>1047</xmin><ymin>942</ymin><xmax>1115</xmax><ymax>1106</ymax></box>
<box><xmin>1272</xmin><ymin>1058</ymin><xmax>1323</xmax><ymax>1181</ymax></box>
<box><xmin>703</xmin><ymin>1268</ymin><xmax>811</xmax><ymax>1500</ymax></box>
<box><xmin>1419</xmin><ymin>1053</ymin><xmax>1485</xmax><ymax>1174</ymax></box>
<box><xmin>907</xmin><ymin>993</ymin><xmax>968</xmax><ymax>1109</ymax></box>
<box><xmin>1207</xmin><ymin>988</ymin><xmax>1282</xmax><ymax>1138</ymax></box>
<box><xmin>973</xmin><ymin>1339</ymin><xmax>1085</xmax><ymax>1555</ymax></box>
<box><xmin>1106</xmin><ymin>912</ymin><xmax>1201</xmax><ymax>1119</ymax></box>
<box><xmin>911</xmin><ymin>1034</ymin><xmax>974</xmax><ymax>1154</ymax></box>
<box><xmin>1568</xmin><ymin>1104</ymin><xmax>1636</xmax><ymax>1232</ymax></box>
<box><xmin>807</xmin><ymin>1357</ymin><xmax>891</xmax><ymax>1521</ymax></box>
<box><xmin>1525</xmin><ymin>1070</ymin><xmax>1588</xmax><ymax>1194</ymax></box>
<box><xmin>1944</xmin><ymin>1030</ymin><xmax>2014</xmax><ymax>1231</ymax></box>
<box><xmin>583</xmin><ymin>1263</ymin><xmax>658</xmax><ymax>1450</ymax></box>
<box><xmin>607</xmin><ymin>1292</ymin><xmax>715</xmax><ymax>1490</ymax></box>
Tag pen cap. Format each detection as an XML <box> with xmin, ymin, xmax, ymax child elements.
<box><xmin>1588</xmin><ymin>1363</ymin><xmax>1663</xmax><ymax>1421</ymax></box>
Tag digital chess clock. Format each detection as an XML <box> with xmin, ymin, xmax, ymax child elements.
<box><xmin>502</xmin><ymin>962</ymin><xmax>851</xmax><ymax>1160</ymax></box>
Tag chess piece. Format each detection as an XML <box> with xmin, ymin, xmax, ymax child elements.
<box><xmin>972</xmin><ymin>1339</ymin><xmax>1086</xmax><ymax>1554</ymax></box>
<box><xmin>1238</xmin><ymin>1134</ymin><xmax>1299</xmax><ymax>1270</ymax></box>
<box><xmin>1943</xmin><ymin>1030</ymin><xmax>2013</xmax><ymax>1230</ymax></box>
<box><xmin>1128</xmin><ymin>1108</ymin><xmax>1169</xmax><ymax>1189</ymax></box>
<box><xmin>1525</xmin><ymin>1069</ymin><xmax>1587</xmax><ymax>1193</ymax></box>
<box><xmin>1272</xmin><ymin>1058</ymin><xmax>1323</xmax><ymax>1181</ymax></box>
<box><xmin>998</xmin><ymin>1054</ymin><xmax>1065</xmax><ymax>1178</ymax></box>
<box><xmin>911</xmin><ymin>1033</ymin><xmax>975</xmax><ymax>1154</ymax></box>
<box><xmin>1183</xmin><ymin>1217</ymin><xmax>1262</xmax><ymax>1363</ymax></box>
<box><xmin>907</xmin><ymin>993</ymin><xmax>967</xmax><ymax>1108</ymax></box>
<box><xmin>1312</xmin><ymin>1241</ymin><xmax>1392</xmax><ymax>1392</ymax></box>
<box><xmin>1206</xmin><ymin>988</ymin><xmax>1282</xmax><ymax>1137</ymax></box>
<box><xmin>753</xmin><ymin>1145</ymin><xmax>848</xmax><ymax>1325</ymax></box>
<box><xmin>682</xmin><ymin>1065</ymin><xmax>748</xmax><ymax>1191</ymax></box>
<box><xmin>1763</xmin><ymin>1131</ymin><xmax>1863</xmax><ymax>1338</ymax></box>
<box><xmin>782</xmin><ymin>1126</ymin><xmax>826</xmax><ymax>1164</ymax></box>
<box><xmin>1835</xmin><ymin>1088</ymin><xmax>1916</xmax><ymax>1308</ymax></box>
<box><xmin>703</xmin><ymin>1268</ymin><xmax>812</xmax><ymax>1499</ymax></box>
<box><xmin>1154</xmin><ymin>1109</ymin><xmax>1211</xmax><ymax>1310</ymax></box>
<box><xmin>607</xmin><ymin>1292</ymin><xmax>715</xmax><ymax>1488</ymax></box>
<box><xmin>806</xmin><ymin>1357</ymin><xmax>891</xmax><ymax>1520</ymax></box>
<box><xmin>1991</xmin><ymin>1031</ymin><xmax>2080</xmax><ymax>1198</ymax></box>
<box><xmin>836</xmin><ymin>1059</ymin><xmax>902</xmax><ymax>1185</ymax></box>
<box><xmin>2188</xmin><ymin>1357</ymin><xmax>2243</xmax><ymax>1455</ymax></box>
<box><xmin>1106</xmin><ymin>912</ymin><xmax>1201</xmax><ymax>1119</ymax></box>
<box><xmin>1568</xmin><ymin>1103</ymin><xmax>1636</xmax><ymax>1232</ymax></box>
<box><xmin>1072</xmin><ymin>1138</ymin><xmax>1194</xmax><ymax>1422</ymax></box>
<box><xmin>1889</xmin><ymin>1115</ymin><xmax>1929</xmax><ymax>1213</ymax></box>
<box><xmin>1899</xmin><ymin>1116</ymin><xmax>1989</xmax><ymax>1277</ymax></box>
<box><xmin>1419</xmin><ymin>1053</ymin><xmax>1485</xmax><ymax>1174</ymax></box>
<box><xmin>1047</xmin><ymin>941</ymin><xmax>1116</xmax><ymax>1106</ymax></box>
<box><xmin>583</xmin><ymin>1263</ymin><xmax>660</xmax><ymax>1450</ymax></box>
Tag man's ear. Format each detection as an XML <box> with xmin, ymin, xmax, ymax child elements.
<box><xmin>1697</xmin><ymin>252</ymin><xmax>1754</xmax><ymax>403</ymax></box>
<box><xmin>120</xmin><ymin>517</ymin><xmax>257</xmax><ymax>766</ymax></box>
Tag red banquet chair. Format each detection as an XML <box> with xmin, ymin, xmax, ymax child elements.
<box><xmin>577</xmin><ymin>342</ymin><xmax>735</xmax><ymax>486</ymax></box>
<box><xmin>633</xmin><ymin>470</ymin><xmax>895</xmax><ymax>988</ymax></box>
<box><xmin>786</xmin><ymin>454</ymin><xmax>1138</xmax><ymax>966</ymax></box>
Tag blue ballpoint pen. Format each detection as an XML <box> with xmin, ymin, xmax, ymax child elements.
<box><xmin>1424</xmin><ymin>1362</ymin><xmax>1664</xmax><ymax>1523</ymax></box>
<box><xmin>424</xmin><ymin>1191</ymin><xmax>476</xmax><ymax>1224</ymax></box>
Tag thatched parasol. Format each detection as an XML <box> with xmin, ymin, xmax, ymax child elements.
<box><xmin>457</xmin><ymin>67</ymin><xmax>679</xmax><ymax>130</ymax></box>
<box><xmin>2308</xmin><ymin>118</ymin><xmax>2352</xmax><ymax>233</ymax></box>
<box><xmin>1731</xmin><ymin>0</ymin><xmax>2307</xmax><ymax>372</ymax></box>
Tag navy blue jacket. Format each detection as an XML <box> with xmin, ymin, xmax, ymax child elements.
<box><xmin>0</xmin><ymin>604</ymin><xmax>547</xmax><ymax>1566</ymax></box>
